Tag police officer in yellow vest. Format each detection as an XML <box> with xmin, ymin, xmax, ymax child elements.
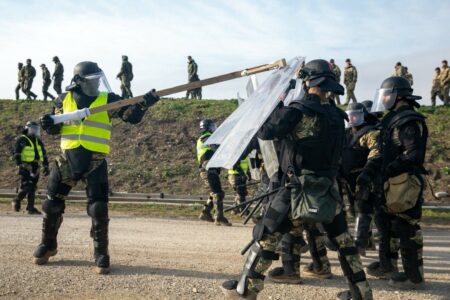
<box><xmin>12</xmin><ymin>121</ymin><xmax>49</xmax><ymax>214</ymax></box>
<box><xmin>228</xmin><ymin>158</ymin><xmax>249</xmax><ymax>214</ymax></box>
<box><xmin>34</xmin><ymin>61</ymin><xmax>159</xmax><ymax>274</ymax></box>
<box><xmin>197</xmin><ymin>119</ymin><xmax>231</xmax><ymax>226</ymax></box>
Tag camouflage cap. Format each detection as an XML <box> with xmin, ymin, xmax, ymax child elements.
<box><xmin>40</xmin><ymin>64</ymin><xmax>46</xmax><ymax>67</ymax></box>
<box><xmin>345</xmin><ymin>58</ymin><xmax>351</xmax><ymax>63</ymax></box>
<box><xmin>330</xmin><ymin>59</ymin><xmax>335</xmax><ymax>63</ymax></box>
<box><xmin>53</xmin><ymin>56</ymin><xmax>59</xmax><ymax>61</ymax></box>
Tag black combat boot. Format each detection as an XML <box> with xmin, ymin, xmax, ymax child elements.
<box><xmin>214</xmin><ymin>201</ymin><xmax>232</xmax><ymax>226</ymax></box>
<box><xmin>199</xmin><ymin>199</ymin><xmax>214</xmax><ymax>222</ymax></box>
<box><xmin>26</xmin><ymin>193</ymin><xmax>41</xmax><ymax>215</ymax></box>
<box><xmin>12</xmin><ymin>198</ymin><xmax>21</xmax><ymax>212</ymax></box>
<box><xmin>92</xmin><ymin>218</ymin><xmax>110</xmax><ymax>274</ymax></box>
<box><xmin>33</xmin><ymin>215</ymin><xmax>62</xmax><ymax>265</ymax></box>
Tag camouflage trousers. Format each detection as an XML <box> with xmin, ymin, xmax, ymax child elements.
<box><xmin>248</xmin><ymin>203</ymin><xmax>371</xmax><ymax>298</ymax></box>
<box><xmin>442</xmin><ymin>83</ymin><xmax>450</xmax><ymax>105</ymax></box>
<box><xmin>199</xmin><ymin>161</ymin><xmax>224</xmax><ymax>214</ymax></box>
<box><xmin>228</xmin><ymin>173</ymin><xmax>248</xmax><ymax>211</ymax></box>
<box><xmin>22</xmin><ymin>79</ymin><xmax>37</xmax><ymax>100</ymax></box>
<box><xmin>15</xmin><ymin>83</ymin><xmax>23</xmax><ymax>100</ymax></box>
<box><xmin>344</xmin><ymin>84</ymin><xmax>357</xmax><ymax>104</ymax></box>
<box><xmin>120</xmin><ymin>80</ymin><xmax>133</xmax><ymax>99</ymax></box>
<box><xmin>53</xmin><ymin>79</ymin><xmax>63</xmax><ymax>95</ymax></box>
<box><xmin>42</xmin><ymin>80</ymin><xmax>55</xmax><ymax>101</ymax></box>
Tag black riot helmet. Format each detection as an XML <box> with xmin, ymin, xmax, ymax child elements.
<box><xmin>372</xmin><ymin>76</ymin><xmax>421</xmax><ymax>112</ymax></box>
<box><xmin>68</xmin><ymin>61</ymin><xmax>112</xmax><ymax>96</ymax></box>
<box><xmin>345</xmin><ymin>102</ymin><xmax>367</xmax><ymax>128</ymax></box>
<box><xmin>360</xmin><ymin>100</ymin><xmax>373</xmax><ymax>112</ymax></box>
<box><xmin>25</xmin><ymin>121</ymin><xmax>40</xmax><ymax>137</ymax></box>
<box><xmin>200</xmin><ymin>119</ymin><xmax>217</xmax><ymax>133</ymax></box>
<box><xmin>298</xmin><ymin>59</ymin><xmax>344</xmax><ymax>95</ymax></box>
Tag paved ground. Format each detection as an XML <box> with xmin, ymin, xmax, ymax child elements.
<box><xmin>0</xmin><ymin>212</ymin><xmax>449</xmax><ymax>300</ymax></box>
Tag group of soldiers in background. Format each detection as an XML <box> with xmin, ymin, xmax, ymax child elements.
<box><xmin>15</xmin><ymin>57</ymin><xmax>64</xmax><ymax>101</ymax></box>
<box><xmin>431</xmin><ymin>60</ymin><xmax>450</xmax><ymax>106</ymax></box>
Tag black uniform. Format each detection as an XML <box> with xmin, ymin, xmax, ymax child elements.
<box><xmin>34</xmin><ymin>87</ymin><xmax>152</xmax><ymax>270</ymax></box>
<box><xmin>378</xmin><ymin>105</ymin><xmax>428</xmax><ymax>284</ymax></box>
<box><xmin>13</xmin><ymin>134</ymin><xmax>49</xmax><ymax>212</ymax></box>
<box><xmin>222</xmin><ymin>94</ymin><xmax>372</xmax><ymax>299</ymax></box>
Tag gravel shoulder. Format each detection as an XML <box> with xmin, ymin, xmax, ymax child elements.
<box><xmin>0</xmin><ymin>212</ymin><xmax>449</xmax><ymax>300</ymax></box>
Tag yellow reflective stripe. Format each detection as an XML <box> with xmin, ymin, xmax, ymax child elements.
<box><xmin>83</xmin><ymin>120</ymin><xmax>112</xmax><ymax>131</ymax></box>
<box><xmin>61</xmin><ymin>134</ymin><xmax>110</xmax><ymax>145</ymax></box>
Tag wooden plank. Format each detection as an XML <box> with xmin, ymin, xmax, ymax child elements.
<box><xmin>89</xmin><ymin>59</ymin><xmax>286</xmax><ymax>114</ymax></box>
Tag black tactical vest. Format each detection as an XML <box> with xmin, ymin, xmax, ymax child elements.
<box><xmin>380</xmin><ymin>108</ymin><xmax>427</xmax><ymax>172</ymax></box>
<box><xmin>341</xmin><ymin>125</ymin><xmax>377</xmax><ymax>178</ymax></box>
<box><xmin>288</xmin><ymin>95</ymin><xmax>346</xmax><ymax>178</ymax></box>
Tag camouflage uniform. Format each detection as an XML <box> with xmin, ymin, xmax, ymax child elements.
<box><xmin>15</xmin><ymin>64</ymin><xmax>24</xmax><ymax>100</ymax></box>
<box><xmin>440</xmin><ymin>65</ymin><xmax>450</xmax><ymax>105</ymax></box>
<box><xmin>41</xmin><ymin>65</ymin><xmax>55</xmax><ymax>101</ymax></box>
<box><xmin>117</xmin><ymin>57</ymin><xmax>133</xmax><ymax>99</ymax></box>
<box><xmin>344</xmin><ymin>64</ymin><xmax>358</xmax><ymax>104</ymax></box>
<box><xmin>228</xmin><ymin>159</ymin><xmax>249</xmax><ymax>213</ymax></box>
<box><xmin>393</xmin><ymin>65</ymin><xmax>407</xmax><ymax>78</ymax></box>
<box><xmin>22</xmin><ymin>62</ymin><xmax>38</xmax><ymax>100</ymax></box>
<box><xmin>52</xmin><ymin>61</ymin><xmax>64</xmax><ymax>95</ymax></box>
<box><xmin>431</xmin><ymin>69</ymin><xmax>443</xmax><ymax>106</ymax></box>
<box><xmin>405</xmin><ymin>70</ymin><xmax>413</xmax><ymax>86</ymax></box>
<box><xmin>328</xmin><ymin>64</ymin><xmax>342</xmax><ymax>104</ymax></box>
<box><xmin>187</xmin><ymin>58</ymin><xmax>202</xmax><ymax>100</ymax></box>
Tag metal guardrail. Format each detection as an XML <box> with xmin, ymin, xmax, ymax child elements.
<box><xmin>0</xmin><ymin>188</ymin><xmax>236</xmax><ymax>206</ymax></box>
<box><xmin>1</xmin><ymin>188</ymin><xmax>449</xmax><ymax>210</ymax></box>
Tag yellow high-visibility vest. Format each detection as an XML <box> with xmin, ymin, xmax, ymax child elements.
<box><xmin>20</xmin><ymin>135</ymin><xmax>43</xmax><ymax>162</ymax></box>
<box><xmin>60</xmin><ymin>92</ymin><xmax>112</xmax><ymax>154</ymax></box>
<box><xmin>196</xmin><ymin>132</ymin><xmax>212</xmax><ymax>162</ymax></box>
<box><xmin>228</xmin><ymin>157</ymin><xmax>249</xmax><ymax>175</ymax></box>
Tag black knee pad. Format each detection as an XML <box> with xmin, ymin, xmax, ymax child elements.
<box><xmin>42</xmin><ymin>198</ymin><xmax>65</xmax><ymax>215</ymax></box>
<box><xmin>87</xmin><ymin>201</ymin><xmax>109</xmax><ymax>219</ymax></box>
<box><xmin>85</xmin><ymin>182</ymin><xmax>109</xmax><ymax>202</ymax></box>
<box><xmin>47</xmin><ymin>164</ymin><xmax>72</xmax><ymax>197</ymax></box>
<box><xmin>323</xmin><ymin>210</ymin><xmax>348</xmax><ymax>239</ymax></box>
<box><xmin>392</xmin><ymin>218</ymin><xmax>415</xmax><ymax>239</ymax></box>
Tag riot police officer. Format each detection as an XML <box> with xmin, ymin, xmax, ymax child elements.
<box><xmin>33</xmin><ymin>61</ymin><xmax>159</xmax><ymax>274</ymax></box>
<box><xmin>221</xmin><ymin>59</ymin><xmax>372</xmax><ymax>300</ymax></box>
<box><xmin>12</xmin><ymin>121</ymin><xmax>49</xmax><ymax>214</ymax></box>
<box><xmin>197</xmin><ymin>119</ymin><xmax>231</xmax><ymax>226</ymax></box>
<box><xmin>370</xmin><ymin>76</ymin><xmax>427</xmax><ymax>289</ymax></box>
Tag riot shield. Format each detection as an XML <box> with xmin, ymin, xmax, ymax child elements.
<box><xmin>206</xmin><ymin>57</ymin><xmax>305</xmax><ymax>170</ymax></box>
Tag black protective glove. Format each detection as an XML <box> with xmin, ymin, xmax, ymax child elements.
<box><xmin>40</xmin><ymin>114</ymin><xmax>55</xmax><ymax>130</ymax></box>
<box><xmin>142</xmin><ymin>89</ymin><xmax>160</xmax><ymax>107</ymax></box>
<box><xmin>17</xmin><ymin>166</ymin><xmax>29</xmax><ymax>177</ymax></box>
<box><xmin>356</xmin><ymin>171</ymin><xmax>371</xmax><ymax>186</ymax></box>
<box><xmin>43</xmin><ymin>165</ymin><xmax>50</xmax><ymax>176</ymax></box>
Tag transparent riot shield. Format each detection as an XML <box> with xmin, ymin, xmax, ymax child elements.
<box><xmin>206</xmin><ymin>57</ymin><xmax>306</xmax><ymax>170</ymax></box>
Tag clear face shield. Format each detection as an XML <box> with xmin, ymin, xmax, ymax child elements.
<box><xmin>26</xmin><ymin>124</ymin><xmax>41</xmax><ymax>137</ymax></box>
<box><xmin>371</xmin><ymin>88</ymin><xmax>397</xmax><ymax>113</ymax></box>
<box><xmin>209</xmin><ymin>123</ymin><xmax>218</xmax><ymax>133</ymax></box>
<box><xmin>345</xmin><ymin>109</ymin><xmax>365</xmax><ymax>128</ymax></box>
<box><xmin>78</xmin><ymin>71</ymin><xmax>112</xmax><ymax>97</ymax></box>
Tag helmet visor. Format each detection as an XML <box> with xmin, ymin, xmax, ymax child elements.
<box><xmin>78</xmin><ymin>71</ymin><xmax>112</xmax><ymax>97</ymax></box>
<box><xmin>371</xmin><ymin>88</ymin><xmax>397</xmax><ymax>112</ymax></box>
<box><xmin>26</xmin><ymin>124</ymin><xmax>41</xmax><ymax>137</ymax></box>
<box><xmin>345</xmin><ymin>109</ymin><xmax>365</xmax><ymax>128</ymax></box>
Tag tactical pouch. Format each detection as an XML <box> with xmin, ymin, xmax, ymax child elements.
<box><xmin>384</xmin><ymin>173</ymin><xmax>421</xmax><ymax>213</ymax></box>
<box><xmin>291</xmin><ymin>173</ymin><xmax>340</xmax><ymax>224</ymax></box>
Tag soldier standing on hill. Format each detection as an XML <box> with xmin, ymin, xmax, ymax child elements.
<box><xmin>22</xmin><ymin>59</ymin><xmax>38</xmax><ymax>100</ymax></box>
<box><xmin>41</xmin><ymin>64</ymin><xmax>55</xmax><ymax>101</ymax></box>
<box><xmin>52</xmin><ymin>56</ymin><xmax>64</xmax><ymax>95</ymax></box>
<box><xmin>15</xmin><ymin>62</ymin><xmax>24</xmax><ymax>100</ymax></box>
<box><xmin>116</xmin><ymin>55</ymin><xmax>134</xmax><ymax>99</ymax></box>
<box><xmin>431</xmin><ymin>67</ymin><xmax>443</xmax><ymax>106</ymax></box>
<box><xmin>186</xmin><ymin>56</ymin><xmax>202</xmax><ymax>100</ymax></box>
<box><xmin>328</xmin><ymin>58</ymin><xmax>342</xmax><ymax>105</ymax></box>
<box><xmin>393</xmin><ymin>62</ymin><xmax>407</xmax><ymax>78</ymax></box>
<box><xmin>440</xmin><ymin>60</ymin><xmax>450</xmax><ymax>105</ymax></box>
<box><xmin>344</xmin><ymin>58</ymin><xmax>358</xmax><ymax>105</ymax></box>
